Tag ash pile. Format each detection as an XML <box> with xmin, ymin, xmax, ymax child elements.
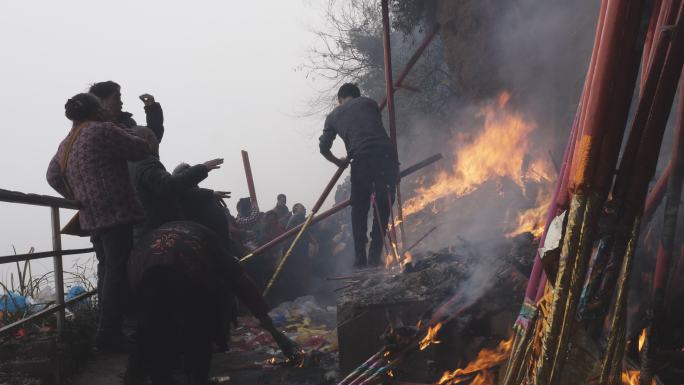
<box><xmin>335</xmin><ymin>233</ymin><xmax>535</xmax><ymax>383</ymax></box>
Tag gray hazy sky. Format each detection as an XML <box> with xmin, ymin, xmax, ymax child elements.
<box><xmin>0</xmin><ymin>1</ymin><xmax>346</xmax><ymax>279</ymax></box>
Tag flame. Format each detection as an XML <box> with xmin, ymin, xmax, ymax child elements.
<box><xmin>385</xmin><ymin>240</ymin><xmax>405</xmax><ymax>269</ymax></box>
<box><xmin>437</xmin><ymin>336</ymin><xmax>513</xmax><ymax>385</ymax></box>
<box><xmin>469</xmin><ymin>371</ymin><xmax>494</xmax><ymax>385</ymax></box>
<box><xmin>403</xmin><ymin>250</ymin><xmax>414</xmax><ymax>266</ymax></box>
<box><xmin>402</xmin><ymin>92</ymin><xmax>554</xmax><ymax>239</ymax></box>
<box><xmin>419</xmin><ymin>322</ymin><xmax>443</xmax><ymax>350</ymax></box>
<box><xmin>638</xmin><ymin>328</ymin><xmax>646</xmax><ymax>352</ymax></box>
<box><xmin>506</xmin><ymin>187</ymin><xmax>552</xmax><ymax>238</ymax></box>
<box><xmin>621</xmin><ymin>370</ymin><xmax>657</xmax><ymax>385</ymax></box>
<box><xmin>622</xmin><ymin>371</ymin><xmax>639</xmax><ymax>385</ymax></box>
<box><xmin>403</xmin><ymin>92</ymin><xmax>539</xmax><ymax>217</ymax></box>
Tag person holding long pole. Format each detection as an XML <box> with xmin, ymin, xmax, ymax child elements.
<box><xmin>319</xmin><ymin>83</ymin><xmax>399</xmax><ymax>268</ymax></box>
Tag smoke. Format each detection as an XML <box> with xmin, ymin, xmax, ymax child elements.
<box><xmin>304</xmin><ymin>0</ymin><xmax>604</xmax><ymax>286</ymax></box>
<box><xmin>393</xmin><ymin>0</ymin><xmax>601</xmax><ymax>252</ymax></box>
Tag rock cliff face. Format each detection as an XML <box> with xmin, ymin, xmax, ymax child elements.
<box><xmin>435</xmin><ymin>0</ymin><xmax>600</xmax><ymax>134</ymax></box>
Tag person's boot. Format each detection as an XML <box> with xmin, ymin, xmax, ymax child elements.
<box><xmin>354</xmin><ymin>245</ymin><xmax>368</xmax><ymax>269</ymax></box>
<box><xmin>367</xmin><ymin>240</ymin><xmax>384</xmax><ymax>267</ymax></box>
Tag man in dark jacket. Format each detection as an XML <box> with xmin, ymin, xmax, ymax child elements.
<box><xmin>319</xmin><ymin>83</ymin><xmax>399</xmax><ymax>268</ymax></box>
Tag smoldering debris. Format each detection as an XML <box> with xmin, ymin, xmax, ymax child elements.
<box><xmin>335</xmin><ymin>233</ymin><xmax>535</xmax><ymax>382</ymax></box>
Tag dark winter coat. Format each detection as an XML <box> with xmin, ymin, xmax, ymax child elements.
<box><xmin>128</xmin><ymin>156</ymin><xmax>209</xmax><ymax>236</ymax></box>
<box><xmin>128</xmin><ymin>221</ymin><xmax>270</xmax><ymax>319</ymax></box>
<box><xmin>116</xmin><ymin>102</ymin><xmax>165</xmax><ymax>142</ymax></box>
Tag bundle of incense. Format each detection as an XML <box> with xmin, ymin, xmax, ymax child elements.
<box><xmin>337</xmin><ymin>295</ymin><xmax>473</xmax><ymax>385</ymax></box>
<box><xmin>337</xmin><ymin>351</ymin><xmax>384</xmax><ymax>385</ymax></box>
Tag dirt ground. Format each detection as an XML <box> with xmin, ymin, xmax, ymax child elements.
<box><xmin>69</xmin><ymin>349</ymin><xmax>335</xmax><ymax>385</ymax></box>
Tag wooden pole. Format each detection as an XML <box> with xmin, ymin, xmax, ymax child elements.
<box><xmin>241</xmin><ymin>150</ymin><xmax>258</xmax><ymax>205</ymax></box>
<box><xmin>536</xmin><ymin>0</ymin><xmax>649</xmax><ymax>383</ymax></box>
<box><xmin>600</xmin><ymin>4</ymin><xmax>684</xmax><ymax>382</ymax></box>
<box><xmin>377</xmin><ymin>24</ymin><xmax>441</xmax><ymax>111</ymax></box>
<box><xmin>380</xmin><ymin>0</ymin><xmax>407</xmax><ymax>251</ymax></box>
<box><xmin>239</xmin><ymin>154</ymin><xmax>442</xmax><ymax>263</ymax></box>
<box><xmin>263</xmin><ymin>165</ymin><xmax>347</xmax><ymax>296</ymax></box>
<box><xmin>586</xmin><ymin>0</ymin><xmax>683</xmax><ymax>326</ymax></box>
<box><xmin>641</xmin><ymin>71</ymin><xmax>684</xmax><ymax>385</ymax></box>
<box><xmin>50</xmin><ymin>207</ymin><xmax>65</xmax><ymax>335</ymax></box>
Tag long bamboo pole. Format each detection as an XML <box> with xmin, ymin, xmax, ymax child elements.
<box><xmin>377</xmin><ymin>24</ymin><xmax>441</xmax><ymax>111</ymax></box>
<box><xmin>504</xmin><ymin>83</ymin><xmax>581</xmax><ymax>385</ymax></box>
<box><xmin>536</xmin><ymin>1</ymin><xmax>649</xmax><ymax>383</ymax></box>
<box><xmin>599</xmin><ymin>219</ymin><xmax>640</xmax><ymax>385</ymax></box>
<box><xmin>263</xmin><ymin>165</ymin><xmax>347</xmax><ymax>296</ymax></box>
<box><xmin>600</xmin><ymin>4</ymin><xmax>684</xmax><ymax>381</ymax></box>
<box><xmin>241</xmin><ymin>150</ymin><xmax>258</xmax><ymax>205</ymax></box>
<box><xmin>508</xmin><ymin>1</ymin><xmax>606</xmax><ymax>379</ymax></box>
<box><xmin>550</xmin><ymin>2</ymin><xmax>650</xmax><ymax>382</ymax></box>
<box><xmin>643</xmin><ymin>162</ymin><xmax>672</xmax><ymax>223</ymax></box>
<box><xmin>641</xmin><ymin>0</ymin><xmax>664</xmax><ymax>91</ymax></box>
<box><xmin>380</xmin><ymin>0</ymin><xmax>408</xmax><ymax>252</ymax></box>
<box><xmin>640</xmin><ymin>71</ymin><xmax>684</xmax><ymax>385</ymax></box>
<box><xmin>586</xmin><ymin>1</ymin><xmax>681</xmax><ymax>324</ymax></box>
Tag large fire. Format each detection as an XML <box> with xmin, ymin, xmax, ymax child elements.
<box><xmin>437</xmin><ymin>336</ymin><xmax>514</xmax><ymax>385</ymax></box>
<box><xmin>402</xmin><ymin>92</ymin><xmax>554</xmax><ymax>238</ymax></box>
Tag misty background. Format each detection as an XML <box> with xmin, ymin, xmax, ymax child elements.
<box><xmin>1</xmin><ymin>0</ymin><xmax>651</xmax><ymax>292</ymax></box>
<box><xmin>0</xmin><ymin>1</ymin><xmax>345</xmax><ymax>280</ymax></box>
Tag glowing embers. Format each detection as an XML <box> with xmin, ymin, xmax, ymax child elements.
<box><xmin>638</xmin><ymin>328</ymin><xmax>647</xmax><ymax>352</ymax></box>
<box><xmin>418</xmin><ymin>322</ymin><xmax>443</xmax><ymax>350</ymax></box>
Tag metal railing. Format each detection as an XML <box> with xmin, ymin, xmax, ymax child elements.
<box><xmin>0</xmin><ymin>188</ymin><xmax>95</xmax><ymax>337</ymax></box>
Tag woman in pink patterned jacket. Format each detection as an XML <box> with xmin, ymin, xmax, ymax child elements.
<box><xmin>47</xmin><ymin>93</ymin><xmax>151</xmax><ymax>352</ymax></box>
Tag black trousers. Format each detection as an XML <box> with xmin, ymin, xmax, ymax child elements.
<box><xmin>128</xmin><ymin>266</ymin><xmax>216</xmax><ymax>385</ymax></box>
<box><xmin>91</xmin><ymin>223</ymin><xmax>134</xmax><ymax>342</ymax></box>
<box><xmin>350</xmin><ymin>151</ymin><xmax>398</xmax><ymax>266</ymax></box>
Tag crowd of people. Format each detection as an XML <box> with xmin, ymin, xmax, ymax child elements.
<box><xmin>46</xmin><ymin>82</ymin><xmax>302</xmax><ymax>385</ymax></box>
<box><xmin>45</xmin><ymin>81</ymin><xmax>396</xmax><ymax>385</ymax></box>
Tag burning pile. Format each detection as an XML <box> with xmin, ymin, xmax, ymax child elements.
<box><xmin>335</xmin><ymin>235</ymin><xmax>533</xmax><ymax>383</ymax></box>
<box><xmin>436</xmin><ymin>336</ymin><xmax>514</xmax><ymax>385</ymax></box>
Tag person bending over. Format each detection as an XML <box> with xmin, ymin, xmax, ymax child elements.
<box><xmin>124</xmin><ymin>221</ymin><xmax>299</xmax><ymax>385</ymax></box>
<box><xmin>319</xmin><ymin>83</ymin><xmax>399</xmax><ymax>268</ymax></box>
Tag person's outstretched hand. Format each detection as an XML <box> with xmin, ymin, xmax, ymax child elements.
<box><xmin>139</xmin><ymin>93</ymin><xmax>156</xmax><ymax>106</ymax></box>
<box><xmin>213</xmin><ymin>191</ymin><xmax>231</xmax><ymax>207</ymax></box>
<box><xmin>203</xmin><ymin>158</ymin><xmax>224</xmax><ymax>171</ymax></box>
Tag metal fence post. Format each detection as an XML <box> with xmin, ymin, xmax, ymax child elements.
<box><xmin>50</xmin><ymin>206</ymin><xmax>65</xmax><ymax>334</ymax></box>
